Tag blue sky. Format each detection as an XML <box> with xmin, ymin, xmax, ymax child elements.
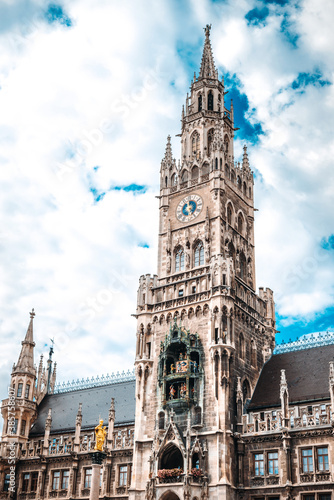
<box><xmin>0</xmin><ymin>0</ymin><xmax>333</xmax><ymax>399</ymax></box>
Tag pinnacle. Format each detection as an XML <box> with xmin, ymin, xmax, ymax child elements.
<box><xmin>199</xmin><ymin>24</ymin><xmax>217</xmax><ymax>79</ymax></box>
<box><xmin>164</xmin><ymin>135</ymin><xmax>173</xmax><ymax>164</ymax></box>
<box><xmin>14</xmin><ymin>310</ymin><xmax>36</xmax><ymax>374</ymax></box>
<box><xmin>242</xmin><ymin>144</ymin><xmax>250</xmax><ymax>170</ymax></box>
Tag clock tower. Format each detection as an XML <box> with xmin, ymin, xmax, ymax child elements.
<box><xmin>129</xmin><ymin>25</ymin><xmax>276</xmax><ymax>500</ymax></box>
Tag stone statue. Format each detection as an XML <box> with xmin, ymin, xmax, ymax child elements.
<box><xmin>94</xmin><ymin>419</ymin><xmax>107</xmax><ymax>451</ymax></box>
<box><xmin>166</xmin><ymin>254</ymin><xmax>171</xmax><ymax>273</ymax></box>
<box><xmin>185</xmin><ymin>251</ymin><xmax>190</xmax><ymax>269</ymax></box>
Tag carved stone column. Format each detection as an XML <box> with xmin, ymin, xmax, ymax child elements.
<box><xmin>89</xmin><ymin>452</ymin><xmax>106</xmax><ymax>500</ymax></box>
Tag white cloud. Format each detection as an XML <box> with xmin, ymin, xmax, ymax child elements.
<box><xmin>0</xmin><ymin>0</ymin><xmax>333</xmax><ymax>411</ymax></box>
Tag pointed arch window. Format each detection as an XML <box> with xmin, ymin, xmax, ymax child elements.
<box><xmin>227</xmin><ymin>204</ymin><xmax>233</xmax><ymax>225</ymax></box>
<box><xmin>208</xmin><ymin>90</ymin><xmax>214</xmax><ymax>111</ymax></box>
<box><xmin>198</xmin><ymin>94</ymin><xmax>202</xmax><ymax>112</ymax></box>
<box><xmin>239</xmin><ymin>333</ymin><xmax>245</xmax><ymax>360</ymax></box>
<box><xmin>181</xmin><ymin>170</ymin><xmax>188</xmax><ymax>182</ymax></box>
<box><xmin>237</xmin><ymin>213</ymin><xmax>244</xmax><ymax>234</ymax></box>
<box><xmin>242</xmin><ymin>379</ymin><xmax>250</xmax><ymax>400</ymax></box>
<box><xmin>192</xmin><ymin>132</ymin><xmax>200</xmax><ymax>160</ymax></box>
<box><xmin>17</xmin><ymin>383</ymin><xmax>23</xmax><ymax>398</ymax></box>
<box><xmin>191</xmin><ymin>165</ymin><xmax>199</xmax><ymax>179</ymax></box>
<box><xmin>175</xmin><ymin>248</ymin><xmax>184</xmax><ymax>272</ymax></box>
<box><xmin>25</xmin><ymin>384</ymin><xmax>30</xmax><ymax>399</ymax></box>
<box><xmin>194</xmin><ymin>242</ymin><xmax>204</xmax><ymax>267</ymax></box>
<box><xmin>240</xmin><ymin>252</ymin><xmax>246</xmax><ymax>280</ymax></box>
<box><xmin>207</xmin><ymin>128</ymin><xmax>214</xmax><ymax>155</ymax></box>
<box><xmin>224</xmin><ymin>135</ymin><xmax>229</xmax><ymax>155</ymax></box>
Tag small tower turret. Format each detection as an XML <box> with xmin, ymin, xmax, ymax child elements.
<box><xmin>1</xmin><ymin>310</ymin><xmax>38</xmax><ymax>449</ymax></box>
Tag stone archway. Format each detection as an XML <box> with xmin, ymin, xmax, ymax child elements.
<box><xmin>160</xmin><ymin>492</ymin><xmax>181</xmax><ymax>500</ymax></box>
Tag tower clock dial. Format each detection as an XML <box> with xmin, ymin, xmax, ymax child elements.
<box><xmin>176</xmin><ymin>194</ymin><xmax>203</xmax><ymax>223</ymax></box>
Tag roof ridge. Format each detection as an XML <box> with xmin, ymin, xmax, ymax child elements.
<box><xmin>54</xmin><ymin>369</ymin><xmax>135</xmax><ymax>394</ymax></box>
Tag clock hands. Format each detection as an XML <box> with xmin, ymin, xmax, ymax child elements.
<box><xmin>185</xmin><ymin>201</ymin><xmax>193</xmax><ymax>215</ymax></box>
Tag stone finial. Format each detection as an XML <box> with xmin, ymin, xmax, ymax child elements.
<box><xmin>329</xmin><ymin>361</ymin><xmax>334</xmax><ymax>384</ymax></box>
<box><xmin>76</xmin><ymin>403</ymin><xmax>82</xmax><ymax>425</ymax></box>
<box><xmin>280</xmin><ymin>369</ymin><xmax>289</xmax><ymax>425</ymax></box>
<box><xmin>45</xmin><ymin>408</ymin><xmax>52</xmax><ymax>429</ymax></box>
<box><xmin>242</xmin><ymin>144</ymin><xmax>250</xmax><ymax>171</ymax></box>
<box><xmin>109</xmin><ymin>398</ymin><xmax>115</xmax><ymax>421</ymax></box>
<box><xmin>199</xmin><ymin>25</ymin><xmax>217</xmax><ymax>79</ymax></box>
<box><xmin>164</xmin><ymin>135</ymin><xmax>173</xmax><ymax>164</ymax></box>
<box><xmin>329</xmin><ymin>362</ymin><xmax>334</xmax><ymax>421</ymax></box>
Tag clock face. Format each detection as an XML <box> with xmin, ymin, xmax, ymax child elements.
<box><xmin>176</xmin><ymin>194</ymin><xmax>203</xmax><ymax>223</ymax></box>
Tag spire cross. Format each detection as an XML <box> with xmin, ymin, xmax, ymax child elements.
<box><xmin>204</xmin><ymin>24</ymin><xmax>212</xmax><ymax>36</ymax></box>
<box><xmin>30</xmin><ymin>308</ymin><xmax>35</xmax><ymax>319</ymax></box>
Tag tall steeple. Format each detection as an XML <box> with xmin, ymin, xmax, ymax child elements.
<box><xmin>13</xmin><ymin>309</ymin><xmax>36</xmax><ymax>376</ymax></box>
<box><xmin>131</xmin><ymin>26</ymin><xmax>275</xmax><ymax>500</ymax></box>
<box><xmin>199</xmin><ymin>24</ymin><xmax>217</xmax><ymax>79</ymax></box>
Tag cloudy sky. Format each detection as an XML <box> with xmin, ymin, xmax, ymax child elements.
<box><xmin>0</xmin><ymin>0</ymin><xmax>333</xmax><ymax>400</ymax></box>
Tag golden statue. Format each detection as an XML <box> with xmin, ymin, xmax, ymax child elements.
<box><xmin>94</xmin><ymin>419</ymin><xmax>107</xmax><ymax>451</ymax></box>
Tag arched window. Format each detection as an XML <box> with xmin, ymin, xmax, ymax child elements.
<box><xmin>240</xmin><ymin>252</ymin><xmax>246</xmax><ymax>280</ymax></box>
<box><xmin>237</xmin><ymin>213</ymin><xmax>244</xmax><ymax>234</ymax></box>
<box><xmin>181</xmin><ymin>169</ymin><xmax>188</xmax><ymax>182</ymax></box>
<box><xmin>243</xmin><ymin>182</ymin><xmax>247</xmax><ymax>196</ymax></box>
<box><xmin>251</xmin><ymin>340</ymin><xmax>257</xmax><ymax>367</ymax></box>
<box><xmin>237</xmin><ymin>176</ymin><xmax>242</xmax><ymax>189</ymax></box>
<box><xmin>175</xmin><ymin>248</ymin><xmax>184</xmax><ymax>272</ymax></box>
<box><xmin>215</xmin><ymin>158</ymin><xmax>218</xmax><ymax>170</ymax></box>
<box><xmin>202</xmin><ymin>162</ymin><xmax>209</xmax><ymax>175</ymax></box>
<box><xmin>194</xmin><ymin>242</ymin><xmax>204</xmax><ymax>267</ymax></box>
<box><xmin>192</xmin><ymin>452</ymin><xmax>200</xmax><ymax>469</ymax></box>
<box><xmin>227</xmin><ymin>204</ymin><xmax>233</xmax><ymax>225</ymax></box>
<box><xmin>158</xmin><ymin>411</ymin><xmax>165</xmax><ymax>430</ymax></box>
<box><xmin>224</xmin><ymin>135</ymin><xmax>229</xmax><ymax>155</ymax></box>
<box><xmin>225</xmin><ymin>164</ymin><xmax>230</xmax><ymax>178</ymax></box>
<box><xmin>249</xmin><ymin>186</ymin><xmax>252</xmax><ymax>198</ymax></box>
<box><xmin>160</xmin><ymin>443</ymin><xmax>183</xmax><ymax>470</ymax></box>
<box><xmin>207</xmin><ymin>128</ymin><xmax>214</xmax><ymax>155</ymax></box>
<box><xmin>198</xmin><ymin>94</ymin><xmax>202</xmax><ymax>112</ymax></box>
<box><xmin>192</xmin><ymin>132</ymin><xmax>200</xmax><ymax>160</ymax></box>
<box><xmin>208</xmin><ymin>90</ymin><xmax>214</xmax><ymax>111</ymax></box>
<box><xmin>242</xmin><ymin>379</ymin><xmax>250</xmax><ymax>401</ymax></box>
<box><xmin>239</xmin><ymin>333</ymin><xmax>245</xmax><ymax>360</ymax></box>
<box><xmin>25</xmin><ymin>384</ymin><xmax>30</xmax><ymax>399</ymax></box>
<box><xmin>193</xmin><ymin>406</ymin><xmax>202</xmax><ymax>426</ymax></box>
<box><xmin>17</xmin><ymin>383</ymin><xmax>23</xmax><ymax>398</ymax></box>
<box><xmin>165</xmin><ymin>176</ymin><xmax>168</xmax><ymax>187</ymax></box>
<box><xmin>171</xmin><ymin>173</ymin><xmax>177</xmax><ymax>185</ymax></box>
<box><xmin>231</xmin><ymin>170</ymin><xmax>236</xmax><ymax>184</ymax></box>
<box><xmin>191</xmin><ymin>165</ymin><xmax>199</xmax><ymax>179</ymax></box>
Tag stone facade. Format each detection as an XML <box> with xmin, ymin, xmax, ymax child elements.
<box><xmin>0</xmin><ymin>24</ymin><xmax>333</xmax><ymax>500</ymax></box>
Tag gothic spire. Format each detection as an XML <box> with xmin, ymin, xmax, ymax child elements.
<box><xmin>164</xmin><ymin>135</ymin><xmax>173</xmax><ymax>164</ymax></box>
<box><xmin>199</xmin><ymin>24</ymin><xmax>217</xmax><ymax>79</ymax></box>
<box><xmin>242</xmin><ymin>144</ymin><xmax>250</xmax><ymax>172</ymax></box>
<box><xmin>13</xmin><ymin>309</ymin><xmax>36</xmax><ymax>375</ymax></box>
